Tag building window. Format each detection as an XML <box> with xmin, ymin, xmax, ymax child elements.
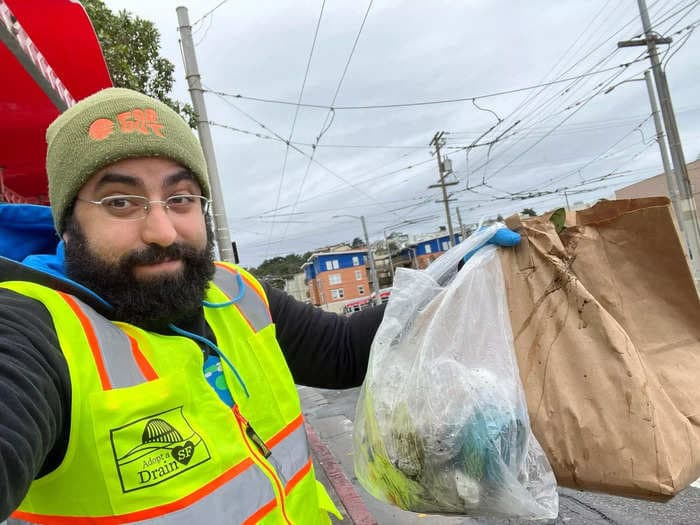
<box><xmin>328</xmin><ymin>273</ymin><xmax>341</xmax><ymax>285</ymax></box>
<box><xmin>331</xmin><ymin>288</ymin><xmax>345</xmax><ymax>299</ymax></box>
<box><xmin>325</xmin><ymin>259</ymin><xmax>340</xmax><ymax>270</ymax></box>
<box><xmin>355</xmin><ymin>270</ymin><xmax>362</xmax><ymax>280</ymax></box>
<box><xmin>358</xmin><ymin>285</ymin><xmax>365</xmax><ymax>295</ymax></box>
<box><xmin>442</xmin><ymin>241</ymin><xmax>449</xmax><ymax>251</ymax></box>
<box><xmin>352</xmin><ymin>256</ymin><xmax>360</xmax><ymax>266</ymax></box>
<box><xmin>425</xmin><ymin>245</ymin><xmax>432</xmax><ymax>254</ymax></box>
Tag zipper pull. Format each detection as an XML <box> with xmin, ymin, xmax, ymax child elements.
<box><xmin>234</xmin><ymin>406</ymin><xmax>272</xmax><ymax>458</ymax></box>
<box><xmin>246</xmin><ymin>423</ymin><xmax>272</xmax><ymax>458</ymax></box>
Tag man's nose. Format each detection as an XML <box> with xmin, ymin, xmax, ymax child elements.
<box><xmin>140</xmin><ymin>204</ymin><xmax>178</xmax><ymax>247</ymax></box>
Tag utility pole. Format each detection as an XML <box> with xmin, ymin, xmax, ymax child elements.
<box><xmin>618</xmin><ymin>0</ymin><xmax>700</xmax><ymax>282</ymax></box>
<box><xmin>456</xmin><ymin>207</ymin><xmax>466</xmax><ymax>241</ymax></box>
<box><xmin>177</xmin><ymin>7</ymin><xmax>234</xmax><ymax>262</ymax></box>
<box><xmin>359</xmin><ymin>215</ymin><xmax>381</xmax><ymax>305</ymax></box>
<box><xmin>429</xmin><ymin>131</ymin><xmax>458</xmax><ymax>246</ymax></box>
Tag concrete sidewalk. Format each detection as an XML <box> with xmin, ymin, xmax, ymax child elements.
<box><xmin>300</xmin><ymin>386</ymin><xmax>700</xmax><ymax>525</ymax></box>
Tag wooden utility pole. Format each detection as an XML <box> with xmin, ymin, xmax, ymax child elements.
<box><xmin>429</xmin><ymin>131</ymin><xmax>458</xmax><ymax>246</ymax></box>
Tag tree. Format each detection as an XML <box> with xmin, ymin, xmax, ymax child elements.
<box><xmin>521</xmin><ymin>208</ymin><xmax>537</xmax><ymax>217</ymax></box>
<box><xmin>351</xmin><ymin>237</ymin><xmax>365</xmax><ymax>249</ymax></box>
<box><xmin>82</xmin><ymin>0</ymin><xmax>196</xmax><ymax>127</ymax></box>
<box><xmin>248</xmin><ymin>253</ymin><xmax>308</xmax><ymax>289</ymax></box>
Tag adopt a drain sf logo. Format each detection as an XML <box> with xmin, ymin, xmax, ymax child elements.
<box><xmin>110</xmin><ymin>406</ymin><xmax>211</xmax><ymax>492</ymax></box>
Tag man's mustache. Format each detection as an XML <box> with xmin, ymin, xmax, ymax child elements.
<box><xmin>120</xmin><ymin>243</ymin><xmax>201</xmax><ymax>268</ymax></box>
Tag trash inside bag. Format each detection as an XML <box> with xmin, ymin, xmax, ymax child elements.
<box><xmin>353</xmin><ymin>224</ymin><xmax>559</xmax><ymax>519</ymax></box>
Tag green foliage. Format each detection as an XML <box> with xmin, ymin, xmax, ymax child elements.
<box><xmin>549</xmin><ymin>208</ymin><xmax>567</xmax><ymax>233</ymax></box>
<box><xmin>351</xmin><ymin>237</ymin><xmax>365</xmax><ymax>248</ymax></box>
<box><xmin>249</xmin><ymin>253</ymin><xmax>309</xmax><ymax>289</ymax></box>
<box><xmin>82</xmin><ymin>0</ymin><xmax>196</xmax><ymax>127</ymax></box>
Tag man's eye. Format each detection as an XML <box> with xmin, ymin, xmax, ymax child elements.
<box><xmin>107</xmin><ymin>198</ymin><xmax>132</xmax><ymax>208</ymax></box>
<box><xmin>104</xmin><ymin>197</ymin><xmax>142</xmax><ymax>210</ymax></box>
<box><xmin>168</xmin><ymin>195</ymin><xmax>195</xmax><ymax>207</ymax></box>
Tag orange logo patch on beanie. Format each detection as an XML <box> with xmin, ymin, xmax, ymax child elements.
<box><xmin>88</xmin><ymin>118</ymin><xmax>115</xmax><ymax>140</ymax></box>
<box><xmin>88</xmin><ymin>108</ymin><xmax>166</xmax><ymax>141</ymax></box>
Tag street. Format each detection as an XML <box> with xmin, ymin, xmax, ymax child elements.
<box><xmin>300</xmin><ymin>386</ymin><xmax>700</xmax><ymax>525</ymax></box>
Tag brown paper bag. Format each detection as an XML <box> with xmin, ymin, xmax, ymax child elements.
<box><xmin>500</xmin><ymin>197</ymin><xmax>700</xmax><ymax>500</ymax></box>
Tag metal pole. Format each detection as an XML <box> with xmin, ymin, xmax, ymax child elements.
<box><xmin>637</xmin><ymin>0</ymin><xmax>700</xmax><ymax>281</ymax></box>
<box><xmin>383</xmin><ymin>229</ymin><xmax>395</xmax><ymax>281</ymax></box>
<box><xmin>456</xmin><ymin>207</ymin><xmax>466</xmax><ymax>241</ymax></box>
<box><xmin>360</xmin><ymin>216</ymin><xmax>381</xmax><ymax>305</ymax></box>
<box><xmin>176</xmin><ymin>6</ymin><xmax>233</xmax><ymax>262</ymax></box>
<box><xmin>643</xmin><ymin>70</ymin><xmax>683</xmax><ymax>231</ymax></box>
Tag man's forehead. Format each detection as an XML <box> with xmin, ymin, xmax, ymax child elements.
<box><xmin>85</xmin><ymin>158</ymin><xmax>199</xmax><ymax>191</ymax></box>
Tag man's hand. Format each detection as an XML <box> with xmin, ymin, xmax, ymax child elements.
<box><xmin>461</xmin><ymin>227</ymin><xmax>521</xmax><ymax>266</ymax></box>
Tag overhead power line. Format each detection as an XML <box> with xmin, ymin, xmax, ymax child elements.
<box><xmin>192</xmin><ymin>0</ymin><xmax>231</xmax><ymax>26</ymax></box>
<box><xmin>202</xmin><ymin>59</ymin><xmax>649</xmax><ymax>110</ymax></box>
<box><xmin>278</xmin><ymin>0</ymin><xmax>375</xmax><ymax>248</ymax></box>
<box><xmin>209</xmin><ymin>92</ymin><xmax>404</xmax><ymax>219</ymax></box>
<box><xmin>267</xmin><ymin>0</ymin><xmax>327</xmax><ymax>262</ymax></box>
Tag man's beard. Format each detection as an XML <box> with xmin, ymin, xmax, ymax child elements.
<box><xmin>63</xmin><ymin>219</ymin><xmax>216</xmax><ymax>328</ymax></box>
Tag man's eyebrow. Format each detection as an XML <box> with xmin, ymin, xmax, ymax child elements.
<box><xmin>164</xmin><ymin>170</ymin><xmax>197</xmax><ymax>188</ymax></box>
<box><xmin>94</xmin><ymin>173</ymin><xmax>143</xmax><ymax>190</ymax></box>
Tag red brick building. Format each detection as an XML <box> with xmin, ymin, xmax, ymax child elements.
<box><xmin>301</xmin><ymin>250</ymin><xmax>372</xmax><ymax>313</ymax></box>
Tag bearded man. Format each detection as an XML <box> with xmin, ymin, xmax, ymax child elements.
<box><xmin>0</xmin><ymin>88</ymin><xmax>384</xmax><ymax>524</ymax></box>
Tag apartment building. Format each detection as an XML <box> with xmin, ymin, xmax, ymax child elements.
<box><xmin>301</xmin><ymin>250</ymin><xmax>372</xmax><ymax>313</ymax></box>
<box><xmin>392</xmin><ymin>232</ymin><xmax>463</xmax><ymax>270</ymax></box>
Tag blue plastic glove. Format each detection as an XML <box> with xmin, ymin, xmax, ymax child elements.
<box><xmin>487</xmin><ymin>227</ymin><xmax>521</xmax><ymax>248</ymax></box>
<box><xmin>461</xmin><ymin>227</ymin><xmax>521</xmax><ymax>266</ymax></box>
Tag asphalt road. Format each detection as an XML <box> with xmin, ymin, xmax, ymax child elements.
<box><xmin>300</xmin><ymin>386</ymin><xmax>700</xmax><ymax>525</ymax></box>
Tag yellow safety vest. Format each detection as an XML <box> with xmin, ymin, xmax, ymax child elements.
<box><xmin>2</xmin><ymin>263</ymin><xmax>340</xmax><ymax>524</ymax></box>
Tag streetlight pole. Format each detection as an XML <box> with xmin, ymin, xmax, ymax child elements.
<box><xmin>359</xmin><ymin>216</ymin><xmax>381</xmax><ymax>305</ymax></box>
<box><xmin>333</xmin><ymin>215</ymin><xmax>381</xmax><ymax>305</ymax></box>
<box><xmin>616</xmin><ymin>0</ymin><xmax>700</xmax><ymax>283</ymax></box>
<box><xmin>382</xmin><ymin>228</ymin><xmax>395</xmax><ymax>281</ymax></box>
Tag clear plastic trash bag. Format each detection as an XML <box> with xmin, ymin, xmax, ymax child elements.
<box><xmin>353</xmin><ymin>224</ymin><xmax>559</xmax><ymax>520</ymax></box>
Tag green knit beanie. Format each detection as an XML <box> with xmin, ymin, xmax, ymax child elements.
<box><xmin>46</xmin><ymin>87</ymin><xmax>210</xmax><ymax>233</ymax></box>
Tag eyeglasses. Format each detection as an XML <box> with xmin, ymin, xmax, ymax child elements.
<box><xmin>77</xmin><ymin>194</ymin><xmax>211</xmax><ymax>221</ymax></box>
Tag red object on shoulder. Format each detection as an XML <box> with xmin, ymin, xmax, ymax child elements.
<box><xmin>0</xmin><ymin>0</ymin><xmax>112</xmax><ymax>203</ymax></box>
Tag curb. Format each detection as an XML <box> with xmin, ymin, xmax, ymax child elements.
<box><xmin>305</xmin><ymin>422</ymin><xmax>377</xmax><ymax>525</ymax></box>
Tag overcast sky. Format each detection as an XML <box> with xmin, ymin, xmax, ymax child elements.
<box><xmin>103</xmin><ymin>0</ymin><xmax>700</xmax><ymax>267</ymax></box>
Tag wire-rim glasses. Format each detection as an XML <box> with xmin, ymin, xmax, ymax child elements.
<box><xmin>77</xmin><ymin>194</ymin><xmax>211</xmax><ymax>221</ymax></box>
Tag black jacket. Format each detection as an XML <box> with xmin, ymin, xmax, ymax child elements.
<box><xmin>0</xmin><ymin>256</ymin><xmax>385</xmax><ymax>519</ymax></box>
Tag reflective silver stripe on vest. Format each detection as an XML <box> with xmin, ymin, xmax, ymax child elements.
<box><xmin>8</xmin><ymin>461</ymin><xmax>277</xmax><ymax>524</ymax></box>
<box><xmin>212</xmin><ymin>265</ymin><xmax>272</xmax><ymax>333</ymax></box>
<box><xmin>268</xmin><ymin>421</ymin><xmax>311</xmax><ymax>486</ymax></box>
<box><xmin>71</xmin><ymin>297</ymin><xmax>148</xmax><ymax>389</ymax></box>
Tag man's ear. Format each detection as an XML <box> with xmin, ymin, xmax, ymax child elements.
<box><xmin>62</xmin><ymin>232</ymin><xmax>70</xmax><ymax>243</ymax></box>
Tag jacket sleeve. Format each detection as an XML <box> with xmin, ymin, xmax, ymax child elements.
<box><xmin>263</xmin><ymin>283</ymin><xmax>386</xmax><ymax>389</ymax></box>
<box><xmin>0</xmin><ymin>289</ymin><xmax>70</xmax><ymax>521</ymax></box>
